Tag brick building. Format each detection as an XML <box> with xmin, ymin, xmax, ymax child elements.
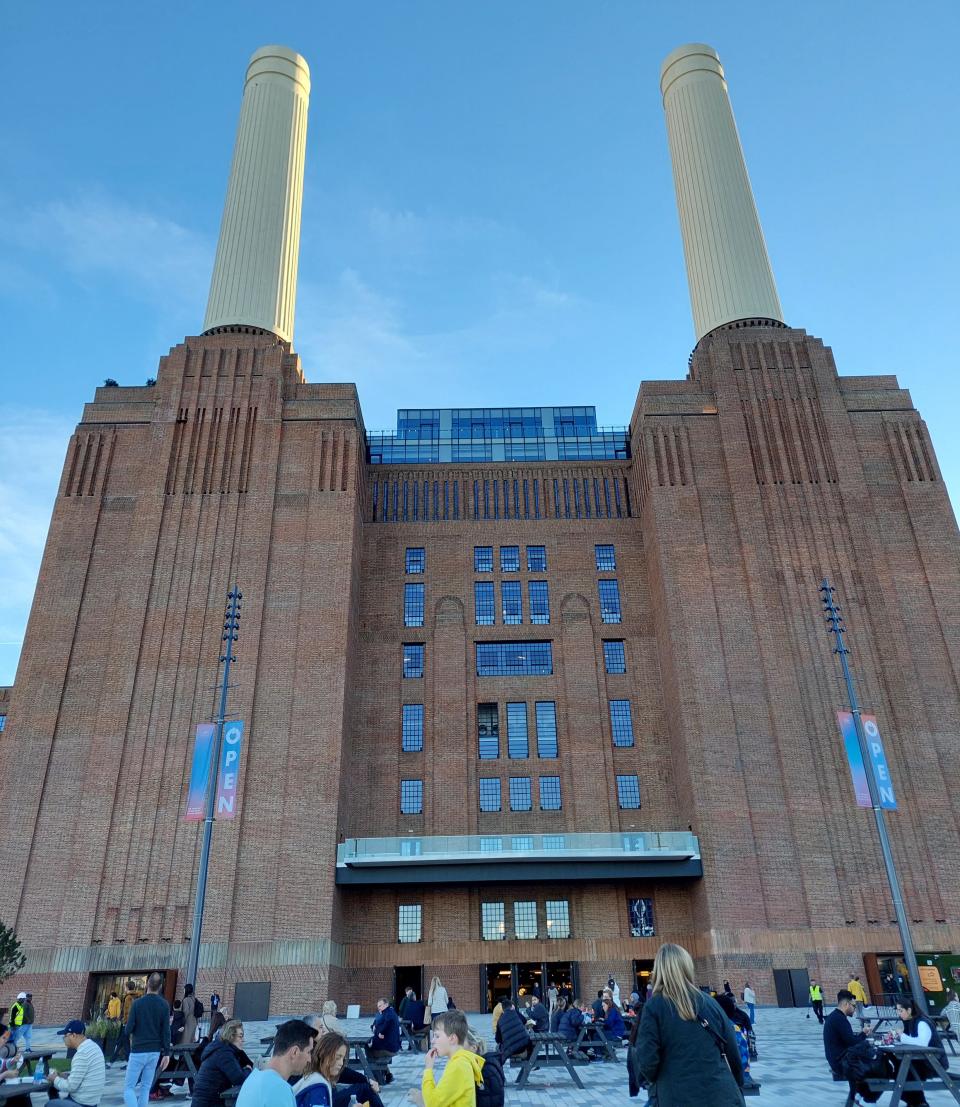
<box><xmin>2</xmin><ymin>43</ymin><xmax>959</xmax><ymax>1022</ymax></box>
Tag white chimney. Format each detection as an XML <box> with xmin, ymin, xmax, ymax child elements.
<box><xmin>203</xmin><ymin>45</ymin><xmax>310</xmax><ymax>344</ymax></box>
<box><xmin>660</xmin><ymin>43</ymin><xmax>783</xmax><ymax>341</ymax></box>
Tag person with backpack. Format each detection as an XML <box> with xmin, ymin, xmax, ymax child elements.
<box><xmin>407</xmin><ymin>1009</ymin><xmax>484</xmax><ymax>1106</ymax></box>
<box><xmin>181</xmin><ymin>984</ymin><xmax>202</xmax><ymax>1045</ymax></box>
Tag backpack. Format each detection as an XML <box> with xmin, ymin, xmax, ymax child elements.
<box><xmin>840</xmin><ymin>1038</ymin><xmax>882</xmax><ymax>1081</ymax></box>
<box><xmin>475</xmin><ymin>1051</ymin><xmax>505</xmax><ymax>1107</ymax></box>
<box><xmin>193</xmin><ymin>997</ymin><xmax>204</xmax><ymax>1019</ymax></box>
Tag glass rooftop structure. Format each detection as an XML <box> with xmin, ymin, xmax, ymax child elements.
<box><xmin>367</xmin><ymin>407</ymin><xmax>630</xmax><ymax>464</ymax></box>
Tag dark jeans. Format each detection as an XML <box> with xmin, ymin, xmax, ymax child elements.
<box><xmin>334</xmin><ymin>1085</ymin><xmax>385</xmax><ymax>1107</ymax></box>
<box><xmin>110</xmin><ymin>1028</ymin><xmax>130</xmax><ymax>1062</ymax></box>
<box><xmin>812</xmin><ymin>1000</ymin><xmax>824</xmax><ymax>1023</ymax></box>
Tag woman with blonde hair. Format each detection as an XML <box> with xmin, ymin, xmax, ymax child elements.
<box><xmin>320</xmin><ymin>1000</ymin><xmax>344</xmax><ymax>1034</ymax></box>
<box><xmin>633</xmin><ymin>943</ymin><xmax>745</xmax><ymax>1106</ymax></box>
<box><xmin>426</xmin><ymin>976</ymin><xmax>449</xmax><ymax>1020</ymax></box>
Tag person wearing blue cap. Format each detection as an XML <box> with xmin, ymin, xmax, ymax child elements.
<box><xmin>45</xmin><ymin>1020</ymin><xmax>105</xmax><ymax>1106</ymax></box>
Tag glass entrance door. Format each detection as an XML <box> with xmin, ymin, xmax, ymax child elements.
<box><xmin>485</xmin><ymin>963</ymin><xmax>513</xmax><ymax>1012</ymax></box>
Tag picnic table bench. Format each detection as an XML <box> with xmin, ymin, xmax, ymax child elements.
<box><xmin>934</xmin><ymin>1016</ymin><xmax>960</xmax><ymax>1056</ymax></box>
<box><xmin>150</xmin><ymin>1041</ymin><xmax>204</xmax><ymax>1091</ymax></box>
<box><xmin>400</xmin><ymin>1021</ymin><xmax>430</xmax><ymax>1052</ymax></box>
<box><xmin>573</xmin><ymin>1021</ymin><xmax>620</xmax><ymax>1062</ymax></box>
<box><xmin>861</xmin><ymin>1042</ymin><xmax>960</xmax><ymax>1106</ymax></box>
<box><xmin>344</xmin><ymin>1035</ymin><xmax>392</xmax><ymax>1083</ymax></box>
<box><xmin>513</xmin><ymin>1032</ymin><xmax>584</xmax><ymax>1090</ymax></box>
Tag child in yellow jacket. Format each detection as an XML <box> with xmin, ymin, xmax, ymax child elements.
<box><xmin>407</xmin><ymin>1010</ymin><xmax>484</xmax><ymax>1107</ymax></box>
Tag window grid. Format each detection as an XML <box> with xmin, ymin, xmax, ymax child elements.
<box><xmin>528</xmin><ymin>581</ymin><xmax>550</xmax><ymax>624</ymax></box>
<box><xmin>603</xmin><ymin>640</ymin><xmax>626</xmax><ymax>674</ymax></box>
<box><xmin>398</xmin><ymin>904</ymin><xmax>422</xmax><ymax>943</ymax></box>
<box><xmin>629</xmin><ymin>897</ymin><xmax>656</xmax><ymax>937</ymax></box>
<box><xmin>514</xmin><ymin>900</ymin><xmax>538</xmax><ymax>939</ymax></box>
<box><xmin>539</xmin><ymin>776</ymin><xmax>562</xmax><ymax>810</ymax></box>
<box><xmin>474</xmin><ymin>546</ymin><xmax>493</xmax><ymax>572</ymax></box>
<box><xmin>479</xmin><ymin>778</ymin><xmax>502</xmax><ymax>812</ymax></box>
<box><xmin>403</xmin><ymin>643</ymin><xmax>424</xmax><ymax>679</ymax></box>
<box><xmin>595</xmin><ymin>544</ymin><xmax>617</xmax><ymax>571</ymax></box>
<box><xmin>500</xmin><ymin>546</ymin><xmax>520</xmax><ymax>572</ymax></box>
<box><xmin>546</xmin><ymin>899</ymin><xmax>570</xmax><ymax>939</ymax></box>
<box><xmin>401</xmin><ymin>704</ymin><xmax>424</xmax><ymax>752</ymax></box>
<box><xmin>482</xmin><ymin>901</ymin><xmax>506</xmax><ymax>940</ymax></box>
<box><xmin>400</xmin><ymin>778</ymin><xmax>423</xmax><ymax>814</ymax></box>
<box><xmin>535</xmin><ymin>701</ymin><xmax>558</xmax><ymax>758</ymax></box>
<box><xmin>512</xmin><ymin>835</ymin><xmax>533</xmax><ymax>850</ymax></box>
<box><xmin>478</xmin><ymin>703</ymin><xmax>500</xmax><ymax>759</ymax></box>
<box><xmin>527</xmin><ymin>545</ymin><xmax>547</xmax><ymax>572</ymax></box>
<box><xmin>481</xmin><ymin>837</ymin><xmax>502</xmax><ymax>853</ymax></box>
<box><xmin>405</xmin><ymin>547</ymin><xmax>425</xmax><ymax>574</ymax></box>
<box><xmin>502</xmin><ymin>581</ymin><xmax>523</xmax><ymax>625</ymax></box>
<box><xmin>476</xmin><ymin>642</ymin><xmax>553</xmax><ymax>677</ymax></box>
<box><xmin>475</xmin><ymin>581</ymin><xmax>496</xmax><ymax>625</ymax></box>
<box><xmin>404</xmin><ymin>583</ymin><xmax>425</xmax><ymax>627</ymax></box>
<box><xmin>507</xmin><ymin>702</ymin><xmax>529</xmax><ymax>758</ymax></box>
<box><xmin>609</xmin><ymin>699</ymin><xmax>635</xmax><ymax>748</ymax></box>
<box><xmin>616</xmin><ymin>774</ymin><xmax>641</xmax><ymax>809</ymax></box>
<box><xmin>599</xmin><ymin>579</ymin><xmax>622</xmax><ymax>624</ymax></box>
<box><xmin>544</xmin><ymin>835</ymin><xmax>566</xmax><ymax>850</ymax></box>
<box><xmin>509</xmin><ymin>776</ymin><xmax>532</xmax><ymax>811</ymax></box>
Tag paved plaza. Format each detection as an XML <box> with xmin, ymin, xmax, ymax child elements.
<box><xmin>20</xmin><ymin>1006</ymin><xmax>960</xmax><ymax>1106</ymax></box>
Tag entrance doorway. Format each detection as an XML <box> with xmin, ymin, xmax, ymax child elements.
<box><xmin>393</xmin><ymin>965</ymin><xmax>424</xmax><ymax>1008</ymax></box>
<box><xmin>633</xmin><ymin>959</ymin><xmax>653</xmax><ymax>1002</ymax></box>
<box><xmin>482</xmin><ymin>961</ymin><xmax>580</xmax><ymax>1011</ymax></box>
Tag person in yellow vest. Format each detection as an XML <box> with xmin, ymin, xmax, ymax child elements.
<box><xmin>809</xmin><ymin>981</ymin><xmax>824</xmax><ymax>1024</ymax></box>
<box><xmin>9</xmin><ymin>995</ymin><xmax>26</xmax><ymax>1050</ymax></box>
<box><xmin>846</xmin><ymin>975</ymin><xmax>868</xmax><ymax>1017</ymax></box>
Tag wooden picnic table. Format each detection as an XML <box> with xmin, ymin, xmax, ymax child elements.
<box><xmin>873</xmin><ymin>1042</ymin><xmax>960</xmax><ymax>1106</ymax></box>
<box><xmin>0</xmin><ymin>1080</ymin><xmax>48</xmax><ymax>1102</ymax></box>
<box><xmin>344</xmin><ymin>1035</ymin><xmax>392</xmax><ymax>1083</ymax></box>
<box><xmin>16</xmin><ymin>1051</ymin><xmax>58</xmax><ymax>1078</ymax></box>
<box><xmin>150</xmin><ymin>1041</ymin><xmax>205</xmax><ymax>1091</ymax></box>
<box><xmin>400</xmin><ymin>1021</ymin><xmax>429</xmax><ymax>1052</ymax></box>
<box><xmin>574</xmin><ymin>1021</ymin><xmax>620</xmax><ymax>1062</ymax></box>
<box><xmin>514</xmin><ymin>1032</ymin><xmax>584</xmax><ymax>1090</ymax></box>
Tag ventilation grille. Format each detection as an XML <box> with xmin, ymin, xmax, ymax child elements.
<box><xmin>164</xmin><ymin>407</ymin><xmax>257</xmax><ymax>495</ymax></box>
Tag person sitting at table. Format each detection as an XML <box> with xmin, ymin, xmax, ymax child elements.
<box><xmin>824</xmin><ymin>989</ymin><xmax>885</xmax><ymax>1105</ymax></box>
<box><xmin>494</xmin><ymin>999</ymin><xmax>531</xmax><ymax>1061</ymax></box>
<box><xmin>555</xmin><ymin>1001</ymin><xmax>584</xmax><ymax>1055</ymax></box>
<box><xmin>317</xmin><ymin>1002</ymin><xmax>344</xmax><ymax>1036</ymax></box>
<box><xmin>894</xmin><ymin>995</ymin><xmax>949</xmax><ymax>1107</ymax></box>
<box><xmin>302</xmin><ymin>1018</ymin><xmax>384</xmax><ymax>1107</ymax></box>
<box><xmin>525</xmin><ymin>996</ymin><xmax>549</xmax><ymax>1034</ymax></box>
<box><xmin>237</xmin><ymin>1020</ymin><xmax>316</xmax><ymax>1107</ymax></box>
<box><xmin>591</xmin><ymin>991</ymin><xmax>606</xmax><ymax>1021</ymax></box>
<box><xmin>550</xmin><ymin>997</ymin><xmax>567</xmax><ymax>1033</ymax></box>
<box><xmin>45</xmin><ymin>1019</ymin><xmax>106</xmax><ymax>1107</ymax></box>
<box><xmin>293</xmin><ymin>1032</ymin><xmax>347</xmax><ymax>1107</ymax></box>
<box><xmin>601</xmin><ymin>997</ymin><xmax>627</xmax><ymax>1043</ymax></box>
<box><xmin>941</xmin><ymin>990</ymin><xmax>960</xmax><ymax>1039</ymax></box>
<box><xmin>0</xmin><ymin>1023</ymin><xmax>31</xmax><ymax>1107</ymax></box>
<box><xmin>189</xmin><ymin>1020</ymin><xmax>252</xmax><ymax>1107</ymax></box>
<box><xmin>369</xmin><ymin>997</ymin><xmax>401</xmax><ymax>1084</ymax></box>
<box><xmin>406</xmin><ymin>1009</ymin><xmax>485</xmax><ymax>1107</ymax></box>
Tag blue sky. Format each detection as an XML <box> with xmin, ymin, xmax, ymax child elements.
<box><xmin>1</xmin><ymin>0</ymin><xmax>958</xmax><ymax>683</ymax></box>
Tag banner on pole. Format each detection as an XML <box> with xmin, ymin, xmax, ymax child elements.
<box><xmin>215</xmin><ymin>720</ymin><xmax>244</xmax><ymax>819</ymax></box>
<box><xmin>837</xmin><ymin>711</ymin><xmax>897</xmax><ymax>810</ymax></box>
<box><xmin>185</xmin><ymin>723</ymin><xmax>215</xmax><ymax>821</ymax></box>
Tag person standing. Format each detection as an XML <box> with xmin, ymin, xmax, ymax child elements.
<box><xmin>809</xmin><ymin>980</ymin><xmax>824</xmax><ymax>1024</ymax></box>
<box><xmin>547</xmin><ymin>984</ymin><xmax>559</xmax><ymax>1020</ymax></box>
<box><xmin>123</xmin><ymin>972</ymin><xmax>170</xmax><ymax>1107</ymax></box>
<box><xmin>20</xmin><ymin>995</ymin><xmax>34</xmax><ymax>1053</ymax></box>
<box><xmin>742</xmin><ymin>982</ymin><xmax>756</xmax><ymax>1025</ymax></box>
<box><xmin>9</xmin><ymin>995</ymin><xmax>26</xmax><ymax>1050</ymax></box>
<box><xmin>47</xmin><ymin>1019</ymin><xmax>106</xmax><ymax>1106</ymax></box>
<box><xmin>846</xmin><ymin>975</ymin><xmax>868</xmax><ymax>1017</ymax></box>
<box><xmin>181</xmin><ymin>985</ymin><xmax>199</xmax><ymax>1045</ymax></box>
<box><xmin>110</xmin><ymin>981</ymin><xmax>142</xmax><ymax>1065</ymax></box>
<box><xmin>634</xmin><ymin>943</ymin><xmax>745</xmax><ymax>1106</ymax></box>
<box><xmin>427</xmin><ymin>977</ymin><xmax>449</xmax><ymax>1022</ymax></box>
<box><xmin>106</xmin><ymin>993</ymin><xmax>122</xmax><ymax>1023</ymax></box>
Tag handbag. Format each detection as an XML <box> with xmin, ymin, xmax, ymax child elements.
<box><xmin>423</xmin><ymin>1003</ymin><xmax>432</xmax><ymax>1025</ymax></box>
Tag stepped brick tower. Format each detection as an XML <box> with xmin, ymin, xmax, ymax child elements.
<box><xmin>1</xmin><ymin>42</ymin><xmax>958</xmax><ymax>1021</ymax></box>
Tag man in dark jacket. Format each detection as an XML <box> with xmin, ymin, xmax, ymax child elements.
<box><xmin>369</xmin><ymin>998</ymin><xmax>401</xmax><ymax>1084</ymax></box>
<box><xmin>124</xmin><ymin>973</ymin><xmax>170</xmax><ymax>1107</ymax></box>
<box><xmin>525</xmin><ymin>999</ymin><xmax>549</xmax><ymax>1033</ymax></box>
<box><xmin>495</xmin><ymin>999</ymin><xmax>532</xmax><ymax>1060</ymax></box>
<box><xmin>824</xmin><ymin>990</ymin><xmax>884</xmax><ymax>1104</ymax></box>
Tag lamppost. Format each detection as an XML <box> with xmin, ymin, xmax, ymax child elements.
<box><xmin>185</xmin><ymin>586</ymin><xmax>242</xmax><ymax>989</ymax></box>
<box><xmin>819</xmin><ymin>578</ymin><xmax>924</xmax><ymax>1008</ymax></box>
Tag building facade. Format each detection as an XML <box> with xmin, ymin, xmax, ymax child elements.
<box><xmin>2</xmin><ymin>44</ymin><xmax>959</xmax><ymax>1022</ymax></box>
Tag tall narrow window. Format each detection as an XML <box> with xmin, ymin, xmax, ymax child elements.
<box><xmin>616</xmin><ymin>774</ymin><xmax>641</xmax><ymax>809</ymax></box>
<box><xmin>403</xmin><ymin>643</ymin><xmax>424</xmax><ymax>678</ymax></box>
<box><xmin>539</xmin><ymin>776</ymin><xmax>562</xmax><ymax>810</ymax></box>
<box><xmin>474</xmin><ymin>546</ymin><xmax>493</xmax><ymax>572</ymax></box>
<box><xmin>405</xmin><ymin>547</ymin><xmax>425</xmax><ymax>574</ymax></box>
<box><xmin>546</xmin><ymin>899</ymin><xmax>570</xmax><ymax>939</ymax></box>
<box><xmin>535</xmin><ymin>702</ymin><xmax>558</xmax><ymax>758</ymax></box>
<box><xmin>603</xmin><ymin>640</ymin><xmax>626</xmax><ymax>674</ymax></box>
<box><xmin>482</xmin><ymin>902</ymin><xmax>506</xmax><ymax>940</ymax></box>
<box><xmin>509</xmin><ymin>776</ymin><xmax>532</xmax><ymax>811</ymax></box>
<box><xmin>502</xmin><ymin>581</ymin><xmax>522</xmax><ymax>625</ymax></box>
<box><xmin>595</xmin><ymin>544</ymin><xmax>617</xmax><ymax>571</ymax></box>
<box><xmin>629</xmin><ymin>897</ymin><xmax>655</xmax><ymax>937</ymax></box>
<box><xmin>401</xmin><ymin>704</ymin><xmax>424</xmax><ymax>752</ymax></box>
<box><xmin>528</xmin><ymin>581</ymin><xmax>550</xmax><ymax>624</ymax></box>
<box><xmin>599</xmin><ymin>579</ymin><xmax>622</xmax><ymax>623</ymax></box>
<box><xmin>479</xmin><ymin>778</ymin><xmax>502</xmax><ymax>812</ymax></box>
<box><xmin>401</xmin><ymin>779</ymin><xmax>424</xmax><ymax>814</ymax></box>
<box><xmin>514</xmin><ymin>900</ymin><xmax>538</xmax><ymax>939</ymax></box>
<box><xmin>398</xmin><ymin>904</ymin><xmax>422</xmax><ymax>943</ymax></box>
<box><xmin>527</xmin><ymin>545</ymin><xmax>547</xmax><ymax>572</ymax></box>
<box><xmin>404</xmin><ymin>584</ymin><xmax>425</xmax><ymax>627</ymax></box>
<box><xmin>610</xmin><ymin>700</ymin><xmax>635</xmax><ymax>747</ymax></box>
<box><xmin>500</xmin><ymin>546</ymin><xmax>520</xmax><ymax>572</ymax></box>
<box><xmin>478</xmin><ymin>703</ymin><xmax>500</xmax><ymax>759</ymax></box>
<box><xmin>474</xmin><ymin>582</ymin><xmax>495</xmax><ymax>626</ymax></box>
<box><xmin>507</xmin><ymin>703</ymin><xmax>529</xmax><ymax>758</ymax></box>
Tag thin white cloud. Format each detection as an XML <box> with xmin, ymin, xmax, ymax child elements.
<box><xmin>0</xmin><ymin>409</ymin><xmax>73</xmax><ymax>685</ymax></box>
<box><xmin>1</xmin><ymin>192</ymin><xmax>213</xmax><ymax>310</ymax></box>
